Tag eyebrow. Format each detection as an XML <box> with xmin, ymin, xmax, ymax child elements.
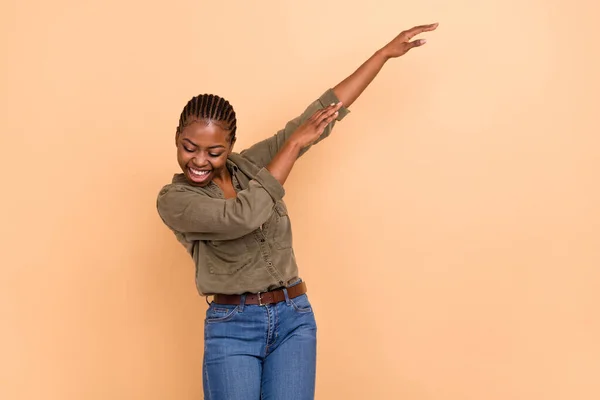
<box><xmin>182</xmin><ymin>138</ymin><xmax>225</xmax><ymax>149</ymax></box>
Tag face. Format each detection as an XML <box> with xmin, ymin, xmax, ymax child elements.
<box><xmin>176</xmin><ymin>120</ymin><xmax>235</xmax><ymax>186</ymax></box>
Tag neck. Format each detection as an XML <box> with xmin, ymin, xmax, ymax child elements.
<box><xmin>212</xmin><ymin>166</ymin><xmax>231</xmax><ymax>185</ymax></box>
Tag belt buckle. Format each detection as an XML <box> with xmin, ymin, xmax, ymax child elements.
<box><xmin>257</xmin><ymin>292</ymin><xmax>265</xmax><ymax>306</ymax></box>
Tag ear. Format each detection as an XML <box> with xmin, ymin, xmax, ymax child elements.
<box><xmin>228</xmin><ymin>136</ymin><xmax>236</xmax><ymax>154</ymax></box>
<box><xmin>174</xmin><ymin>130</ymin><xmax>179</xmax><ymax>147</ymax></box>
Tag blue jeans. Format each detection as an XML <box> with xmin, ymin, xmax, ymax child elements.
<box><xmin>203</xmin><ymin>289</ymin><xmax>317</xmax><ymax>400</ymax></box>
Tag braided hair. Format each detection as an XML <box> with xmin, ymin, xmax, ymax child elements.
<box><xmin>176</xmin><ymin>94</ymin><xmax>237</xmax><ymax>142</ymax></box>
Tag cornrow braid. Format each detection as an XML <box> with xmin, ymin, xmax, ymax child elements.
<box><xmin>176</xmin><ymin>94</ymin><xmax>237</xmax><ymax>142</ymax></box>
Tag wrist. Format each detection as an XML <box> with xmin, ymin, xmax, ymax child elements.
<box><xmin>375</xmin><ymin>47</ymin><xmax>391</xmax><ymax>62</ymax></box>
<box><xmin>284</xmin><ymin>138</ymin><xmax>303</xmax><ymax>155</ymax></box>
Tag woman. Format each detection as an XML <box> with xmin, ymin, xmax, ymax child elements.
<box><xmin>157</xmin><ymin>22</ymin><xmax>438</xmax><ymax>400</ymax></box>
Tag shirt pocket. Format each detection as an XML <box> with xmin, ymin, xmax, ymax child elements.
<box><xmin>205</xmin><ymin>237</ymin><xmax>251</xmax><ymax>275</ymax></box>
<box><xmin>272</xmin><ymin>201</ymin><xmax>292</xmax><ymax>250</ymax></box>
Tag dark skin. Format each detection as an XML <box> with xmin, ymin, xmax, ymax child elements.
<box><xmin>176</xmin><ymin>120</ymin><xmax>238</xmax><ymax>198</ymax></box>
<box><xmin>175</xmin><ymin>23</ymin><xmax>439</xmax><ymax>196</ymax></box>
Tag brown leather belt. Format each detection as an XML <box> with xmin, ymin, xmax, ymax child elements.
<box><xmin>213</xmin><ymin>281</ymin><xmax>307</xmax><ymax>306</ymax></box>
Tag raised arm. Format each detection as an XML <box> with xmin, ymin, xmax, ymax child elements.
<box><xmin>240</xmin><ymin>89</ymin><xmax>348</xmax><ymax>168</ymax></box>
<box><xmin>241</xmin><ymin>22</ymin><xmax>439</xmax><ymax>185</ymax></box>
<box><xmin>333</xmin><ymin>23</ymin><xmax>439</xmax><ymax>108</ymax></box>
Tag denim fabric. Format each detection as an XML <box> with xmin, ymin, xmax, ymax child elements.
<box><xmin>203</xmin><ymin>290</ymin><xmax>317</xmax><ymax>400</ymax></box>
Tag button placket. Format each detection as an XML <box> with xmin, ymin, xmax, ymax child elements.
<box><xmin>208</xmin><ymin>181</ymin><xmax>224</xmax><ymax>199</ymax></box>
<box><xmin>232</xmin><ymin>173</ymin><xmax>242</xmax><ymax>193</ymax></box>
<box><xmin>254</xmin><ymin>229</ymin><xmax>283</xmax><ymax>283</ymax></box>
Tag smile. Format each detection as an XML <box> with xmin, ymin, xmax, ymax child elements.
<box><xmin>188</xmin><ymin>166</ymin><xmax>212</xmax><ymax>183</ymax></box>
<box><xmin>189</xmin><ymin>167</ymin><xmax>211</xmax><ymax>176</ymax></box>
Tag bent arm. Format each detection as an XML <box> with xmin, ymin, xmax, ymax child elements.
<box><xmin>240</xmin><ymin>89</ymin><xmax>349</xmax><ymax>168</ymax></box>
<box><xmin>157</xmin><ymin>168</ymin><xmax>284</xmax><ymax>241</ymax></box>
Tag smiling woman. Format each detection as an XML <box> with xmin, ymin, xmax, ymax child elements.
<box><xmin>156</xmin><ymin>22</ymin><xmax>439</xmax><ymax>400</ymax></box>
<box><xmin>175</xmin><ymin>94</ymin><xmax>237</xmax><ymax>188</ymax></box>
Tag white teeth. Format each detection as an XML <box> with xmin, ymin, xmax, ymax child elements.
<box><xmin>190</xmin><ymin>168</ymin><xmax>210</xmax><ymax>176</ymax></box>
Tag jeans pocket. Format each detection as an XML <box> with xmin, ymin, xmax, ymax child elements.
<box><xmin>290</xmin><ymin>294</ymin><xmax>313</xmax><ymax>314</ymax></box>
<box><xmin>205</xmin><ymin>304</ymin><xmax>239</xmax><ymax>323</ymax></box>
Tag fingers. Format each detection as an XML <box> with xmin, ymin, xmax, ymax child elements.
<box><xmin>294</xmin><ymin>103</ymin><xmax>341</xmax><ymax>147</ymax></box>
<box><xmin>405</xmin><ymin>38</ymin><xmax>427</xmax><ymax>51</ymax></box>
<box><xmin>310</xmin><ymin>102</ymin><xmax>342</xmax><ymax>123</ymax></box>
<box><xmin>402</xmin><ymin>22</ymin><xmax>438</xmax><ymax>41</ymax></box>
<box><xmin>316</xmin><ymin>108</ymin><xmax>340</xmax><ymax>132</ymax></box>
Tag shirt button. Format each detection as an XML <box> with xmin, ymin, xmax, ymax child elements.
<box><xmin>279</xmin><ymin>281</ymin><xmax>284</xmax><ymax>285</ymax></box>
<box><xmin>260</xmin><ymin>239</ymin><xmax>265</xmax><ymax>242</ymax></box>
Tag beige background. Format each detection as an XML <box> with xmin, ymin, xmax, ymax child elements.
<box><xmin>1</xmin><ymin>0</ymin><xmax>599</xmax><ymax>399</ymax></box>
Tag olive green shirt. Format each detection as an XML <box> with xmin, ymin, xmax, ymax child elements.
<box><xmin>156</xmin><ymin>89</ymin><xmax>350</xmax><ymax>295</ymax></box>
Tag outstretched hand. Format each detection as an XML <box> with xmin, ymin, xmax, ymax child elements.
<box><xmin>380</xmin><ymin>23</ymin><xmax>439</xmax><ymax>59</ymax></box>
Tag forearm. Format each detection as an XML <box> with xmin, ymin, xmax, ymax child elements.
<box><xmin>266</xmin><ymin>139</ymin><xmax>302</xmax><ymax>185</ymax></box>
<box><xmin>332</xmin><ymin>49</ymin><xmax>389</xmax><ymax>108</ymax></box>
<box><xmin>332</xmin><ymin>22</ymin><xmax>438</xmax><ymax>108</ymax></box>
<box><xmin>157</xmin><ymin>171</ymin><xmax>285</xmax><ymax>241</ymax></box>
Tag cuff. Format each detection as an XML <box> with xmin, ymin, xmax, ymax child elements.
<box><xmin>318</xmin><ymin>88</ymin><xmax>350</xmax><ymax>121</ymax></box>
<box><xmin>254</xmin><ymin>167</ymin><xmax>285</xmax><ymax>201</ymax></box>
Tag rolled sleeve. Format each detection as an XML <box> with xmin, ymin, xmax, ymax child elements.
<box><xmin>253</xmin><ymin>167</ymin><xmax>285</xmax><ymax>201</ymax></box>
<box><xmin>240</xmin><ymin>88</ymin><xmax>350</xmax><ymax>167</ymax></box>
<box><xmin>317</xmin><ymin>88</ymin><xmax>350</xmax><ymax>121</ymax></box>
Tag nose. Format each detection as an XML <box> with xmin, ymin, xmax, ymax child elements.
<box><xmin>192</xmin><ymin>154</ymin><xmax>209</xmax><ymax>168</ymax></box>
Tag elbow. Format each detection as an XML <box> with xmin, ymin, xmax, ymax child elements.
<box><xmin>227</xmin><ymin>213</ymin><xmax>263</xmax><ymax>238</ymax></box>
<box><xmin>222</xmin><ymin>198</ymin><xmax>270</xmax><ymax>237</ymax></box>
